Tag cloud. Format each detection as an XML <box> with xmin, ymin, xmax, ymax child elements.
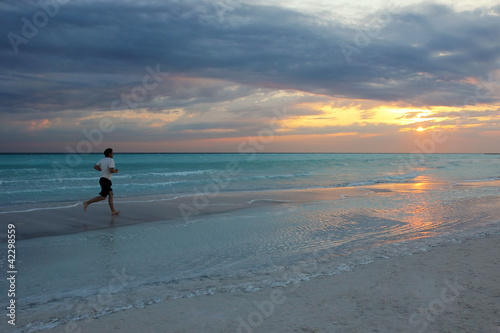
<box><xmin>2</xmin><ymin>1</ymin><xmax>500</xmax><ymax>107</ymax></box>
<box><xmin>1</xmin><ymin>0</ymin><xmax>500</xmax><ymax>151</ymax></box>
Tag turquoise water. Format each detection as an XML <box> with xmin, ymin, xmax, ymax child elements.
<box><xmin>1</xmin><ymin>153</ymin><xmax>500</xmax><ymax>332</ymax></box>
<box><xmin>1</xmin><ymin>153</ymin><xmax>499</xmax><ymax>209</ymax></box>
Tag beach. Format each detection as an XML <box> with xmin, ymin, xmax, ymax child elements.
<box><xmin>3</xmin><ymin>0</ymin><xmax>500</xmax><ymax>330</ymax></box>
<box><xmin>2</xmin><ymin>153</ymin><xmax>500</xmax><ymax>332</ymax></box>
<box><xmin>14</xmin><ymin>232</ymin><xmax>500</xmax><ymax>333</ymax></box>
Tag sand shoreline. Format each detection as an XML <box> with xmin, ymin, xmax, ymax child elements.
<box><xmin>12</xmin><ymin>231</ymin><xmax>500</xmax><ymax>333</ymax></box>
<box><xmin>3</xmin><ymin>179</ymin><xmax>484</xmax><ymax>241</ymax></box>
<box><xmin>1</xmin><ymin>186</ymin><xmax>372</xmax><ymax>240</ymax></box>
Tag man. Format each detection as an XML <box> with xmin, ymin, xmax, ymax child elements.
<box><xmin>83</xmin><ymin>148</ymin><xmax>120</xmax><ymax>215</ymax></box>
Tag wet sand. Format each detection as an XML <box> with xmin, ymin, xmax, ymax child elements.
<box><xmin>3</xmin><ymin>179</ymin><xmax>477</xmax><ymax>241</ymax></box>
<box><xmin>26</xmin><ymin>232</ymin><xmax>500</xmax><ymax>333</ymax></box>
<box><xmin>5</xmin><ymin>181</ymin><xmax>500</xmax><ymax>333</ymax></box>
<box><xmin>0</xmin><ymin>187</ymin><xmax>372</xmax><ymax>240</ymax></box>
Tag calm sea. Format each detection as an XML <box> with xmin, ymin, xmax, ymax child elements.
<box><xmin>2</xmin><ymin>153</ymin><xmax>500</xmax><ymax>331</ymax></box>
<box><xmin>1</xmin><ymin>153</ymin><xmax>499</xmax><ymax>209</ymax></box>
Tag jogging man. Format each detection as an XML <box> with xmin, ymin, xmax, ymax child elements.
<box><xmin>83</xmin><ymin>148</ymin><xmax>120</xmax><ymax>215</ymax></box>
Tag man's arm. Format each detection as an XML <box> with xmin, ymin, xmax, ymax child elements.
<box><xmin>109</xmin><ymin>167</ymin><xmax>118</xmax><ymax>174</ymax></box>
<box><xmin>94</xmin><ymin>165</ymin><xmax>102</xmax><ymax>171</ymax></box>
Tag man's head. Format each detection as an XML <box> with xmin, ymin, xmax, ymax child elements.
<box><xmin>104</xmin><ymin>148</ymin><xmax>113</xmax><ymax>157</ymax></box>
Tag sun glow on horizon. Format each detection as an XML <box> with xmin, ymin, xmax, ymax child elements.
<box><xmin>278</xmin><ymin>98</ymin><xmax>499</xmax><ymax>136</ymax></box>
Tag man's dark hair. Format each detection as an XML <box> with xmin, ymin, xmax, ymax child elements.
<box><xmin>104</xmin><ymin>148</ymin><xmax>113</xmax><ymax>157</ymax></box>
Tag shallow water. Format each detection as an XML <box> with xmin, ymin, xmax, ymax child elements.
<box><xmin>1</xmin><ymin>153</ymin><xmax>499</xmax><ymax>210</ymax></box>
<box><xmin>1</xmin><ymin>153</ymin><xmax>500</xmax><ymax>332</ymax></box>
<box><xmin>3</xmin><ymin>185</ymin><xmax>500</xmax><ymax>330</ymax></box>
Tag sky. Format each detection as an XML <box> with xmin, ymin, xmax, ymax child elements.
<box><xmin>1</xmin><ymin>0</ymin><xmax>499</xmax><ymax>153</ymax></box>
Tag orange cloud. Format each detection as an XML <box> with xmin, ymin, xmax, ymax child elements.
<box><xmin>27</xmin><ymin>119</ymin><xmax>51</xmax><ymax>131</ymax></box>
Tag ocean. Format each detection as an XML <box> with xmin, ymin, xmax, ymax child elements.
<box><xmin>1</xmin><ymin>153</ymin><xmax>500</xmax><ymax>331</ymax></box>
<box><xmin>1</xmin><ymin>153</ymin><xmax>499</xmax><ymax>209</ymax></box>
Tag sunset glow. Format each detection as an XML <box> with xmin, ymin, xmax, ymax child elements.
<box><xmin>1</xmin><ymin>0</ymin><xmax>499</xmax><ymax>153</ymax></box>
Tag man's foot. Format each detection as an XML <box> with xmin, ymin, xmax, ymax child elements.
<box><xmin>83</xmin><ymin>201</ymin><xmax>88</xmax><ymax>212</ymax></box>
<box><xmin>112</xmin><ymin>210</ymin><xmax>120</xmax><ymax>215</ymax></box>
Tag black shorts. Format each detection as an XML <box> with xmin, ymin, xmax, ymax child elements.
<box><xmin>99</xmin><ymin>177</ymin><xmax>113</xmax><ymax>197</ymax></box>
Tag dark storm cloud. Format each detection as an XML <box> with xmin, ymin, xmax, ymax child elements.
<box><xmin>1</xmin><ymin>0</ymin><xmax>499</xmax><ymax>116</ymax></box>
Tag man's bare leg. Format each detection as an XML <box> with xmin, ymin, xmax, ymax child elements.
<box><xmin>108</xmin><ymin>190</ymin><xmax>120</xmax><ymax>215</ymax></box>
<box><xmin>83</xmin><ymin>196</ymin><xmax>106</xmax><ymax>211</ymax></box>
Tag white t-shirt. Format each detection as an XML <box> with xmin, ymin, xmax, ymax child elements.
<box><xmin>96</xmin><ymin>157</ymin><xmax>115</xmax><ymax>180</ymax></box>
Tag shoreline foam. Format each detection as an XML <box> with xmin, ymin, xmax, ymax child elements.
<box><xmin>10</xmin><ymin>226</ymin><xmax>500</xmax><ymax>333</ymax></box>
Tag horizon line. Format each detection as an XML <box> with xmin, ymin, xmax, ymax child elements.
<box><xmin>0</xmin><ymin>152</ymin><xmax>496</xmax><ymax>155</ymax></box>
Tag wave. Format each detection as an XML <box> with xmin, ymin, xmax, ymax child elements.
<box><xmin>236</xmin><ymin>171</ymin><xmax>419</xmax><ymax>188</ymax></box>
<box><xmin>0</xmin><ymin>185</ymin><xmax>96</xmax><ymax>195</ymax></box>
<box><xmin>335</xmin><ymin>171</ymin><xmax>421</xmax><ymax>188</ymax></box>
<box><xmin>120</xmin><ymin>180</ymin><xmax>188</xmax><ymax>187</ymax></box>
<box><xmin>147</xmin><ymin>169</ymin><xmax>216</xmax><ymax>177</ymax></box>
<box><xmin>0</xmin><ymin>169</ymin><xmax>216</xmax><ymax>185</ymax></box>
<box><xmin>247</xmin><ymin>172</ymin><xmax>313</xmax><ymax>180</ymax></box>
<box><xmin>384</xmin><ymin>171</ymin><xmax>421</xmax><ymax>181</ymax></box>
<box><xmin>248</xmin><ymin>199</ymin><xmax>293</xmax><ymax>204</ymax></box>
<box><xmin>0</xmin><ymin>176</ymin><xmax>94</xmax><ymax>184</ymax></box>
<box><xmin>0</xmin><ymin>170</ymin><xmax>422</xmax><ymax>213</ymax></box>
<box><xmin>0</xmin><ymin>203</ymin><xmax>81</xmax><ymax>214</ymax></box>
